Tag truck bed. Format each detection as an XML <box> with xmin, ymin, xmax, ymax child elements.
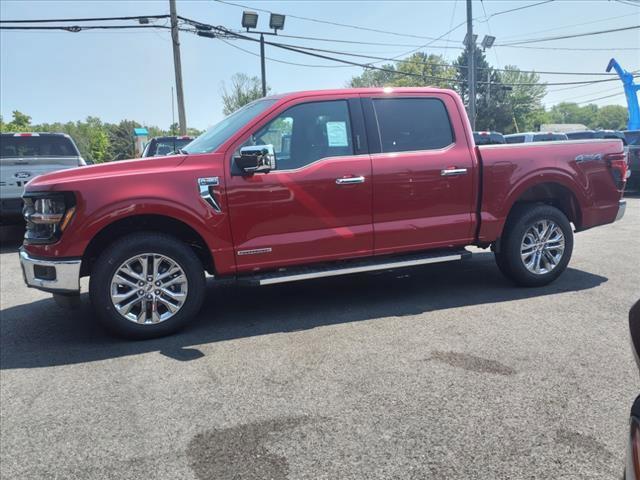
<box><xmin>476</xmin><ymin>138</ymin><xmax>627</xmax><ymax>242</ymax></box>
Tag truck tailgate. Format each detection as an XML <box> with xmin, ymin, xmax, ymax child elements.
<box><xmin>0</xmin><ymin>156</ymin><xmax>80</xmax><ymax>200</ymax></box>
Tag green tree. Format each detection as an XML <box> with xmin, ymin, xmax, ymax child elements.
<box><xmin>594</xmin><ymin>105</ymin><xmax>627</xmax><ymax>130</ymax></box>
<box><xmin>499</xmin><ymin>66</ymin><xmax>547</xmax><ymax>133</ymax></box>
<box><xmin>10</xmin><ymin>110</ymin><xmax>32</xmax><ymax>131</ymax></box>
<box><xmin>348</xmin><ymin>64</ymin><xmax>398</xmax><ymax>87</ymax></box>
<box><xmin>453</xmin><ymin>46</ymin><xmax>518</xmax><ymax>132</ymax></box>
<box><xmin>348</xmin><ymin>53</ymin><xmax>455</xmax><ymax>89</ymax></box>
<box><xmin>221</xmin><ymin>73</ymin><xmax>269</xmax><ymax>115</ymax></box>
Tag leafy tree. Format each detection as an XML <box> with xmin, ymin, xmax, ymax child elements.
<box><xmin>348</xmin><ymin>53</ymin><xmax>455</xmax><ymax>89</ymax></box>
<box><xmin>221</xmin><ymin>73</ymin><xmax>269</xmax><ymax>115</ymax></box>
<box><xmin>498</xmin><ymin>66</ymin><xmax>547</xmax><ymax>133</ymax></box>
<box><xmin>594</xmin><ymin>105</ymin><xmax>627</xmax><ymax>130</ymax></box>
<box><xmin>348</xmin><ymin>64</ymin><xmax>398</xmax><ymax>87</ymax></box>
<box><xmin>10</xmin><ymin>110</ymin><xmax>32</xmax><ymax>131</ymax></box>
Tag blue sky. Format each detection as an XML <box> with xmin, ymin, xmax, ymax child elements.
<box><xmin>1</xmin><ymin>0</ymin><xmax>639</xmax><ymax>130</ymax></box>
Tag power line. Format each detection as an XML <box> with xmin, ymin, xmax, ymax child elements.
<box><xmin>0</xmin><ymin>24</ymin><xmax>171</xmax><ymax>31</ymax></box>
<box><xmin>614</xmin><ymin>0</ymin><xmax>640</xmax><ymax>7</ymax></box>
<box><xmin>478</xmin><ymin>0</ymin><xmax>554</xmax><ymax>22</ymax></box>
<box><xmin>181</xmin><ymin>17</ymin><xmax>640</xmax><ymax>88</ymax></box>
<box><xmin>0</xmin><ymin>14</ymin><xmax>170</xmax><ymax>23</ymax></box>
<box><xmin>218</xmin><ymin>38</ymin><xmax>354</xmax><ymax>68</ymax></box>
<box><xmin>576</xmin><ymin>92</ymin><xmax>626</xmax><ymax>104</ymax></box>
<box><xmin>213</xmin><ymin>0</ymin><xmax>461</xmax><ymax>42</ymax></box>
<box><xmin>269</xmin><ymin>40</ymin><xmax>623</xmax><ymax>77</ymax></box>
<box><xmin>497</xmin><ymin>24</ymin><xmax>640</xmax><ymax>46</ymax></box>
<box><xmin>498</xmin><ymin>13</ymin><xmax>631</xmax><ymax>41</ymax></box>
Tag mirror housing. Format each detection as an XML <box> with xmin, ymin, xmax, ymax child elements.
<box><xmin>236</xmin><ymin>145</ymin><xmax>276</xmax><ymax>174</ymax></box>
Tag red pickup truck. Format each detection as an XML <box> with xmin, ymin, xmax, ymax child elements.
<box><xmin>19</xmin><ymin>87</ymin><xmax>628</xmax><ymax>338</ymax></box>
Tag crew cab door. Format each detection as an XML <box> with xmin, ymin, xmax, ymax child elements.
<box><xmin>225</xmin><ymin>96</ymin><xmax>373</xmax><ymax>273</ymax></box>
<box><xmin>362</xmin><ymin>93</ymin><xmax>477</xmax><ymax>254</ymax></box>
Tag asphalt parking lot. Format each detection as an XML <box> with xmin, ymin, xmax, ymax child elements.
<box><xmin>1</xmin><ymin>198</ymin><xmax>639</xmax><ymax>480</ymax></box>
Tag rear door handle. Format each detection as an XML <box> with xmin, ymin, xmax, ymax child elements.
<box><xmin>336</xmin><ymin>176</ymin><xmax>366</xmax><ymax>185</ymax></box>
<box><xmin>440</xmin><ymin>168</ymin><xmax>468</xmax><ymax>176</ymax></box>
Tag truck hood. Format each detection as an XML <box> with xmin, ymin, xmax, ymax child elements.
<box><xmin>26</xmin><ymin>155</ymin><xmax>187</xmax><ymax>191</ymax></box>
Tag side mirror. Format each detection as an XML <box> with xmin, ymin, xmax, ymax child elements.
<box><xmin>236</xmin><ymin>145</ymin><xmax>276</xmax><ymax>174</ymax></box>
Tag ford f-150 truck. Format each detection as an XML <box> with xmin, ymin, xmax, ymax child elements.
<box><xmin>1</xmin><ymin>132</ymin><xmax>85</xmax><ymax>223</ymax></box>
<box><xmin>19</xmin><ymin>88</ymin><xmax>628</xmax><ymax>338</ymax></box>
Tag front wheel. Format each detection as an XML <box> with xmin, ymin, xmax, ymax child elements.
<box><xmin>89</xmin><ymin>232</ymin><xmax>206</xmax><ymax>339</ymax></box>
<box><xmin>494</xmin><ymin>204</ymin><xmax>574</xmax><ymax>287</ymax></box>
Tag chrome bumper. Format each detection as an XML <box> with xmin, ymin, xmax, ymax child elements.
<box><xmin>19</xmin><ymin>248</ymin><xmax>81</xmax><ymax>294</ymax></box>
<box><xmin>616</xmin><ymin>200</ymin><xmax>626</xmax><ymax>222</ymax></box>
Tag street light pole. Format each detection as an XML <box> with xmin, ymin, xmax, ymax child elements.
<box><xmin>260</xmin><ymin>34</ymin><xmax>267</xmax><ymax>97</ymax></box>
<box><xmin>466</xmin><ymin>0</ymin><xmax>476</xmax><ymax>130</ymax></box>
<box><xmin>169</xmin><ymin>0</ymin><xmax>187</xmax><ymax>135</ymax></box>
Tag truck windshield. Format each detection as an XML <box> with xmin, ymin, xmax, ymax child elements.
<box><xmin>0</xmin><ymin>135</ymin><xmax>79</xmax><ymax>158</ymax></box>
<box><xmin>183</xmin><ymin>99</ymin><xmax>277</xmax><ymax>154</ymax></box>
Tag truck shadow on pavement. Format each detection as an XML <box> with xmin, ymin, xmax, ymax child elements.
<box><xmin>0</xmin><ymin>252</ymin><xmax>607</xmax><ymax>370</ymax></box>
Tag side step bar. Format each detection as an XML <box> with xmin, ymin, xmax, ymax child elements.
<box><xmin>246</xmin><ymin>249</ymin><xmax>471</xmax><ymax>286</ymax></box>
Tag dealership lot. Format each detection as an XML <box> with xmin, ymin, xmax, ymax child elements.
<box><xmin>1</xmin><ymin>198</ymin><xmax>638</xmax><ymax>480</ymax></box>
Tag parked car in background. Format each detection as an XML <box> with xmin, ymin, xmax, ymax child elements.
<box><xmin>565</xmin><ymin>130</ymin><xmax>627</xmax><ymax>143</ymax></box>
<box><xmin>624</xmin><ymin>130</ymin><xmax>640</xmax><ymax>190</ymax></box>
<box><xmin>504</xmin><ymin>132</ymin><xmax>569</xmax><ymax>143</ymax></box>
<box><xmin>141</xmin><ymin>135</ymin><xmax>194</xmax><ymax>158</ymax></box>
<box><xmin>0</xmin><ymin>132</ymin><xmax>85</xmax><ymax>224</ymax></box>
<box><xmin>473</xmin><ymin>131</ymin><xmax>505</xmax><ymax>145</ymax></box>
<box><xmin>18</xmin><ymin>87</ymin><xmax>628</xmax><ymax>338</ymax></box>
<box><xmin>626</xmin><ymin>300</ymin><xmax>640</xmax><ymax>480</ymax></box>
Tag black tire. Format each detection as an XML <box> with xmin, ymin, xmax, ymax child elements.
<box><xmin>89</xmin><ymin>232</ymin><xmax>206</xmax><ymax>339</ymax></box>
<box><xmin>494</xmin><ymin>204</ymin><xmax>573</xmax><ymax>287</ymax></box>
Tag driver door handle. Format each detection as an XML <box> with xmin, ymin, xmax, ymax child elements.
<box><xmin>336</xmin><ymin>176</ymin><xmax>366</xmax><ymax>185</ymax></box>
<box><xmin>440</xmin><ymin>167</ymin><xmax>468</xmax><ymax>177</ymax></box>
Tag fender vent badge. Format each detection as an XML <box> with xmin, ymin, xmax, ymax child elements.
<box><xmin>197</xmin><ymin>177</ymin><xmax>222</xmax><ymax>213</ymax></box>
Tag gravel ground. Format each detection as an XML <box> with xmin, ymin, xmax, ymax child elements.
<box><xmin>1</xmin><ymin>198</ymin><xmax>639</xmax><ymax>479</ymax></box>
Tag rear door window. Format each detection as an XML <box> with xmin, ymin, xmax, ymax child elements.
<box><xmin>0</xmin><ymin>135</ymin><xmax>78</xmax><ymax>157</ymax></box>
<box><xmin>372</xmin><ymin>98</ymin><xmax>453</xmax><ymax>153</ymax></box>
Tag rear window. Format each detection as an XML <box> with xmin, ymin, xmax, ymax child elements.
<box><xmin>533</xmin><ymin>133</ymin><xmax>567</xmax><ymax>142</ymax></box>
<box><xmin>625</xmin><ymin>131</ymin><xmax>640</xmax><ymax>146</ymax></box>
<box><xmin>505</xmin><ymin>135</ymin><xmax>525</xmax><ymax>144</ymax></box>
<box><xmin>566</xmin><ymin>131</ymin><xmax>594</xmax><ymax>140</ymax></box>
<box><xmin>372</xmin><ymin>98</ymin><xmax>454</xmax><ymax>153</ymax></box>
<box><xmin>143</xmin><ymin>138</ymin><xmax>193</xmax><ymax>157</ymax></box>
<box><xmin>0</xmin><ymin>135</ymin><xmax>79</xmax><ymax>158</ymax></box>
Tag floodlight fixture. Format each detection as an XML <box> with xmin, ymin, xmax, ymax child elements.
<box><xmin>463</xmin><ymin>33</ymin><xmax>478</xmax><ymax>46</ymax></box>
<box><xmin>241</xmin><ymin>10</ymin><xmax>258</xmax><ymax>30</ymax></box>
<box><xmin>269</xmin><ymin>13</ymin><xmax>286</xmax><ymax>31</ymax></box>
<box><xmin>481</xmin><ymin>35</ymin><xmax>496</xmax><ymax>50</ymax></box>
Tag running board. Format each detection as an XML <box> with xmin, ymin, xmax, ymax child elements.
<box><xmin>244</xmin><ymin>249</ymin><xmax>471</xmax><ymax>286</ymax></box>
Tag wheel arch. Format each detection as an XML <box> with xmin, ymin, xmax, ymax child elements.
<box><xmin>81</xmin><ymin>214</ymin><xmax>216</xmax><ymax>276</ymax></box>
<box><xmin>506</xmin><ymin>181</ymin><xmax>583</xmax><ymax>230</ymax></box>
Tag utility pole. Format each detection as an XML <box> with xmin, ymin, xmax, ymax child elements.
<box><xmin>466</xmin><ymin>0</ymin><xmax>476</xmax><ymax>130</ymax></box>
<box><xmin>169</xmin><ymin>0</ymin><xmax>187</xmax><ymax>135</ymax></box>
<box><xmin>260</xmin><ymin>34</ymin><xmax>267</xmax><ymax>97</ymax></box>
<box><xmin>171</xmin><ymin>87</ymin><xmax>175</xmax><ymax>134</ymax></box>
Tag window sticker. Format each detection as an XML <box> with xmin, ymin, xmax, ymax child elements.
<box><xmin>326</xmin><ymin>121</ymin><xmax>349</xmax><ymax>147</ymax></box>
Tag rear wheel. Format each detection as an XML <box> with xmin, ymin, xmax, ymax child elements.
<box><xmin>89</xmin><ymin>232</ymin><xmax>205</xmax><ymax>339</ymax></box>
<box><xmin>494</xmin><ymin>204</ymin><xmax>573</xmax><ymax>287</ymax></box>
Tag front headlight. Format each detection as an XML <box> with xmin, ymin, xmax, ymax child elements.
<box><xmin>23</xmin><ymin>192</ymin><xmax>76</xmax><ymax>244</ymax></box>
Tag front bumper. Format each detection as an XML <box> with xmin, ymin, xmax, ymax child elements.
<box><xmin>19</xmin><ymin>248</ymin><xmax>81</xmax><ymax>294</ymax></box>
<box><xmin>616</xmin><ymin>200</ymin><xmax>627</xmax><ymax>222</ymax></box>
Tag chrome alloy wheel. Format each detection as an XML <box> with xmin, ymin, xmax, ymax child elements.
<box><xmin>110</xmin><ymin>253</ymin><xmax>188</xmax><ymax>324</ymax></box>
<box><xmin>520</xmin><ymin>220</ymin><xmax>566</xmax><ymax>275</ymax></box>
